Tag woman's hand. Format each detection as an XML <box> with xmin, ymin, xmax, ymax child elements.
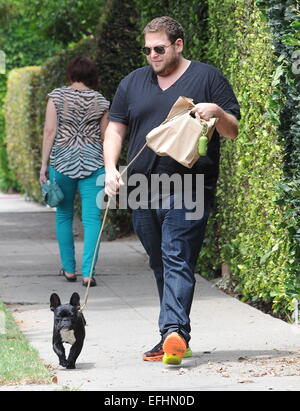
<box><xmin>39</xmin><ymin>164</ymin><xmax>48</xmax><ymax>184</ymax></box>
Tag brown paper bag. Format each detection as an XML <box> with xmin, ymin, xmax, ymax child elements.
<box><xmin>146</xmin><ymin>96</ymin><xmax>217</xmax><ymax>168</ymax></box>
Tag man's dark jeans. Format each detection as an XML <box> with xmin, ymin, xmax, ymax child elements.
<box><xmin>132</xmin><ymin>191</ymin><xmax>212</xmax><ymax>343</ymax></box>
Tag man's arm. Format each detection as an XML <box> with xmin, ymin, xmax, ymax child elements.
<box><xmin>192</xmin><ymin>103</ymin><xmax>238</xmax><ymax>140</ymax></box>
<box><xmin>103</xmin><ymin>121</ymin><xmax>128</xmax><ymax>197</ymax></box>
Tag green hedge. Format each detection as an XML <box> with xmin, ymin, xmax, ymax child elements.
<box><xmin>0</xmin><ymin>76</ymin><xmax>20</xmax><ymax>192</ymax></box>
<box><xmin>256</xmin><ymin>0</ymin><xmax>300</xmax><ymax>302</ymax></box>
<box><xmin>96</xmin><ymin>0</ymin><xmax>142</xmax><ymax>101</ymax></box>
<box><xmin>201</xmin><ymin>0</ymin><xmax>297</xmax><ymax>318</ymax></box>
<box><xmin>4</xmin><ymin>67</ymin><xmax>42</xmax><ymax>199</ymax></box>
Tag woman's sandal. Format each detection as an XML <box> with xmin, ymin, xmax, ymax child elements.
<box><xmin>82</xmin><ymin>277</ymin><xmax>97</xmax><ymax>287</ymax></box>
<box><xmin>60</xmin><ymin>268</ymin><xmax>77</xmax><ymax>282</ymax></box>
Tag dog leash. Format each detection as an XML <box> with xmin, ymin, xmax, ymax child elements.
<box><xmin>79</xmin><ymin>142</ymin><xmax>148</xmax><ymax>312</ymax></box>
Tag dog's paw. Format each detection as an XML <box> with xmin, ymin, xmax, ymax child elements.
<box><xmin>59</xmin><ymin>359</ymin><xmax>68</xmax><ymax>367</ymax></box>
<box><xmin>66</xmin><ymin>362</ymin><xmax>76</xmax><ymax>369</ymax></box>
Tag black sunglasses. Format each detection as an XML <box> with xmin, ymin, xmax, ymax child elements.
<box><xmin>142</xmin><ymin>41</ymin><xmax>176</xmax><ymax>56</ymax></box>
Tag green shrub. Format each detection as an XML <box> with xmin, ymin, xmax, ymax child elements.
<box><xmin>4</xmin><ymin>66</ymin><xmax>42</xmax><ymax>199</ymax></box>
<box><xmin>96</xmin><ymin>0</ymin><xmax>142</xmax><ymax>101</ymax></box>
<box><xmin>256</xmin><ymin>0</ymin><xmax>300</xmax><ymax>305</ymax></box>
<box><xmin>199</xmin><ymin>0</ymin><xmax>297</xmax><ymax>318</ymax></box>
<box><xmin>0</xmin><ymin>76</ymin><xmax>20</xmax><ymax>192</ymax></box>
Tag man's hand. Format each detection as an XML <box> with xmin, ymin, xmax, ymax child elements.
<box><xmin>104</xmin><ymin>167</ymin><xmax>124</xmax><ymax>197</ymax></box>
<box><xmin>191</xmin><ymin>103</ymin><xmax>222</xmax><ymax>121</ymax></box>
<box><xmin>192</xmin><ymin>103</ymin><xmax>238</xmax><ymax>140</ymax></box>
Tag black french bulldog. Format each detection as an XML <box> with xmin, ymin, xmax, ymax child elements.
<box><xmin>50</xmin><ymin>292</ymin><xmax>86</xmax><ymax>369</ymax></box>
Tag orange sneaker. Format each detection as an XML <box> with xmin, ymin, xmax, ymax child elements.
<box><xmin>143</xmin><ymin>339</ymin><xmax>164</xmax><ymax>362</ymax></box>
<box><xmin>162</xmin><ymin>332</ymin><xmax>187</xmax><ymax>365</ymax></box>
<box><xmin>143</xmin><ymin>337</ymin><xmax>192</xmax><ymax>362</ymax></box>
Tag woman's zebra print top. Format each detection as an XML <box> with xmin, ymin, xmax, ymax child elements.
<box><xmin>48</xmin><ymin>86</ymin><xmax>109</xmax><ymax>179</ymax></box>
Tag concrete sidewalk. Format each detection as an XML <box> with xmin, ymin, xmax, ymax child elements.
<box><xmin>1</xmin><ymin>192</ymin><xmax>300</xmax><ymax>391</ymax></box>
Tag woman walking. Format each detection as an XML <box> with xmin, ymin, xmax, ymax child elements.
<box><xmin>40</xmin><ymin>56</ymin><xmax>109</xmax><ymax>287</ymax></box>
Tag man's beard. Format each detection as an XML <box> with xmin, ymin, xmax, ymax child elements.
<box><xmin>150</xmin><ymin>54</ymin><xmax>180</xmax><ymax>76</ymax></box>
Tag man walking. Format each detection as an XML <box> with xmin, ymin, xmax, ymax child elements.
<box><xmin>104</xmin><ymin>16</ymin><xmax>240</xmax><ymax>365</ymax></box>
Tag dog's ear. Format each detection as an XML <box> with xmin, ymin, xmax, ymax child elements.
<box><xmin>50</xmin><ymin>293</ymin><xmax>61</xmax><ymax>311</ymax></box>
<box><xmin>70</xmin><ymin>292</ymin><xmax>80</xmax><ymax>309</ymax></box>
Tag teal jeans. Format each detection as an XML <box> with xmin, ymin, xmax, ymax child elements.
<box><xmin>49</xmin><ymin>166</ymin><xmax>105</xmax><ymax>278</ymax></box>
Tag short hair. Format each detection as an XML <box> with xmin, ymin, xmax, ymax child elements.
<box><xmin>67</xmin><ymin>56</ymin><xmax>98</xmax><ymax>89</ymax></box>
<box><xmin>143</xmin><ymin>16</ymin><xmax>185</xmax><ymax>43</ymax></box>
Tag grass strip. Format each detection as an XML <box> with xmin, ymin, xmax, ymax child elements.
<box><xmin>0</xmin><ymin>301</ymin><xmax>51</xmax><ymax>385</ymax></box>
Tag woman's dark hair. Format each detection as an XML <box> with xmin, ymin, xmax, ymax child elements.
<box><xmin>67</xmin><ymin>56</ymin><xmax>98</xmax><ymax>89</ymax></box>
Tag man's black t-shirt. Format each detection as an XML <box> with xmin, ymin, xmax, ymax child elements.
<box><xmin>109</xmin><ymin>61</ymin><xmax>240</xmax><ymax>189</ymax></box>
